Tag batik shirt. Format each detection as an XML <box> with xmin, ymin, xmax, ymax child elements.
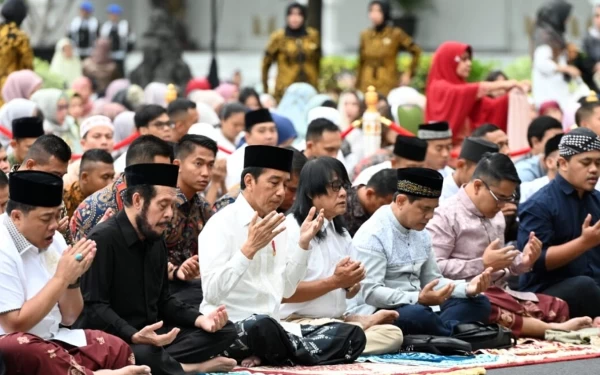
<box><xmin>165</xmin><ymin>192</ymin><xmax>213</xmax><ymax>265</ymax></box>
<box><xmin>70</xmin><ymin>175</ymin><xmax>126</xmax><ymax>242</ymax></box>
<box><xmin>343</xmin><ymin>186</ymin><xmax>371</xmax><ymax>237</ymax></box>
<box><xmin>63</xmin><ymin>181</ymin><xmax>85</xmax><ymax>219</ymax></box>
<box><xmin>212</xmin><ymin>192</ymin><xmax>237</xmax><ymax>213</ymax></box>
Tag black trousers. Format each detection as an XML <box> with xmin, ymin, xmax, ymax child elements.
<box><xmin>540</xmin><ymin>276</ymin><xmax>600</xmax><ymax>318</ymax></box>
<box><xmin>131</xmin><ymin>322</ymin><xmax>237</xmax><ymax>375</ymax></box>
<box><xmin>169</xmin><ymin>278</ymin><xmax>203</xmax><ymax>310</ymax></box>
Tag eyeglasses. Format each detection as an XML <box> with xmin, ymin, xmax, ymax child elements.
<box><xmin>329</xmin><ymin>180</ymin><xmax>350</xmax><ymax>193</ymax></box>
<box><xmin>481</xmin><ymin>180</ymin><xmax>516</xmax><ymax>204</ymax></box>
<box><xmin>150</xmin><ymin>120</ymin><xmax>175</xmax><ymax>129</ymax></box>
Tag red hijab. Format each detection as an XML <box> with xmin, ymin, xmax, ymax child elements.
<box><xmin>425</xmin><ymin>41</ymin><xmax>508</xmax><ymax>145</ymax></box>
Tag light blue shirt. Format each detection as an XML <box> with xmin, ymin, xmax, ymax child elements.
<box><xmin>347</xmin><ymin>205</ymin><xmax>467</xmax><ymax>315</ymax></box>
<box><xmin>515</xmin><ymin>155</ymin><xmax>545</xmax><ymax>183</ymax></box>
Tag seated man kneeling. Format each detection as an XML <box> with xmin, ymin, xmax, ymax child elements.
<box><xmin>78</xmin><ymin>163</ymin><xmax>238</xmax><ymax>375</ymax></box>
<box><xmin>428</xmin><ymin>153</ymin><xmax>592</xmax><ymax>337</ymax></box>
<box><xmin>349</xmin><ymin>168</ymin><xmax>493</xmax><ymax>336</ymax></box>
<box><xmin>199</xmin><ymin>146</ymin><xmax>367</xmax><ymax>367</ymax></box>
<box><xmin>0</xmin><ymin>171</ymin><xmax>148</xmax><ymax>375</ymax></box>
<box><xmin>280</xmin><ymin>157</ymin><xmax>403</xmax><ymax>355</ymax></box>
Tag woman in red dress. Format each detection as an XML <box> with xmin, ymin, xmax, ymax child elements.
<box><xmin>425</xmin><ymin>41</ymin><xmax>529</xmax><ymax>147</ymax></box>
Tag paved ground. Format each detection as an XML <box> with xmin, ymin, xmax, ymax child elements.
<box><xmin>487</xmin><ymin>357</ymin><xmax>600</xmax><ymax>374</ymax></box>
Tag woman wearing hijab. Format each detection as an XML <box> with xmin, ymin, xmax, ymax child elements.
<box><xmin>111</xmin><ymin>110</ymin><xmax>135</xmax><ymax>158</ymax></box>
<box><xmin>262</xmin><ymin>2</ymin><xmax>320</xmax><ymax>102</ymax></box>
<box><xmin>356</xmin><ymin>1</ymin><xmax>421</xmax><ymax>96</ymax></box>
<box><xmin>104</xmin><ymin>78</ymin><xmax>130</xmax><ymax>102</ymax></box>
<box><xmin>1</xmin><ymin>69</ymin><xmax>42</xmax><ymax>104</ymax></box>
<box><xmin>0</xmin><ymin>0</ymin><xmax>34</xmax><ymax>107</ymax></box>
<box><xmin>82</xmin><ymin>38</ymin><xmax>118</xmax><ymax>95</ymax></box>
<box><xmin>188</xmin><ymin>89</ymin><xmax>225</xmax><ymax>113</ymax></box>
<box><xmin>50</xmin><ymin>38</ymin><xmax>83</xmax><ymax>87</ymax></box>
<box><xmin>31</xmin><ymin>89</ymin><xmax>81</xmax><ymax>153</ymax></box>
<box><xmin>215</xmin><ymin>82</ymin><xmax>239</xmax><ymax>102</ymax></box>
<box><xmin>0</xmin><ymin>98</ymin><xmax>38</xmax><ymax>146</ymax></box>
<box><xmin>532</xmin><ymin>0</ymin><xmax>580</xmax><ymax>110</ymax></box>
<box><xmin>275</xmin><ymin>82</ymin><xmax>317</xmax><ymax>143</ymax></box>
<box><xmin>425</xmin><ymin>41</ymin><xmax>529</xmax><ymax>146</ymax></box>
<box><xmin>185</xmin><ymin>77</ymin><xmax>211</xmax><ymax>96</ymax></box>
<box><xmin>143</xmin><ymin>82</ymin><xmax>168</xmax><ymax>107</ymax></box>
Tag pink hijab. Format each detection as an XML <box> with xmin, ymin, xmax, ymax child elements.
<box><xmin>94</xmin><ymin>102</ymin><xmax>127</xmax><ymax>121</ymax></box>
<box><xmin>1</xmin><ymin>70</ymin><xmax>43</xmax><ymax>103</ymax></box>
<box><xmin>215</xmin><ymin>83</ymin><xmax>238</xmax><ymax>102</ymax></box>
<box><xmin>105</xmin><ymin>79</ymin><xmax>130</xmax><ymax>101</ymax></box>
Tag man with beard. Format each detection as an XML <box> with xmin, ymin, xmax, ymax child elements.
<box><xmin>78</xmin><ymin>163</ymin><xmax>238</xmax><ymax>374</ymax></box>
<box><xmin>164</xmin><ymin>134</ymin><xmax>218</xmax><ymax>307</ymax></box>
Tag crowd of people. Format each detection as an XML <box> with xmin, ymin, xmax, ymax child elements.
<box><xmin>2</xmin><ymin>0</ymin><xmax>600</xmax><ymax>374</ymax></box>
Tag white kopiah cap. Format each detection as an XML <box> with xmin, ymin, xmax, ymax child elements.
<box><xmin>80</xmin><ymin>115</ymin><xmax>114</xmax><ymax>137</ymax></box>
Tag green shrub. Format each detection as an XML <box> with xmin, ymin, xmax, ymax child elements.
<box><xmin>319</xmin><ymin>54</ymin><xmax>531</xmax><ymax>93</ymax></box>
<box><xmin>503</xmin><ymin>56</ymin><xmax>533</xmax><ymax>81</ymax></box>
<box><xmin>33</xmin><ymin>57</ymin><xmax>67</xmax><ymax>90</ymax></box>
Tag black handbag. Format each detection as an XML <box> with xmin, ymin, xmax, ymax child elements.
<box><xmin>451</xmin><ymin>322</ymin><xmax>517</xmax><ymax>351</ymax></box>
<box><xmin>401</xmin><ymin>335</ymin><xmax>473</xmax><ymax>355</ymax></box>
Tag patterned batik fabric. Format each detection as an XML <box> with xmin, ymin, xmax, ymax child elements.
<box><xmin>0</xmin><ymin>330</ymin><xmax>134</xmax><ymax>375</ymax></box>
<box><xmin>70</xmin><ymin>176</ymin><xmax>126</xmax><ymax>242</ymax></box>
<box><xmin>164</xmin><ymin>192</ymin><xmax>213</xmax><ymax>265</ymax></box>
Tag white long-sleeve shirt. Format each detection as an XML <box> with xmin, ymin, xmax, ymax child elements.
<box><xmin>280</xmin><ymin>215</ymin><xmax>356</xmax><ymax>319</ymax></box>
<box><xmin>199</xmin><ymin>193</ymin><xmax>311</xmax><ymax>322</ymax></box>
<box><xmin>532</xmin><ymin>45</ymin><xmax>571</xmax><ymax>109</ymax></box>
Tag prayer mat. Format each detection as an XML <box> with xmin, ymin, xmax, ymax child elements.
<box><xmin>224</xmin><ymin>339</ymin><xmax>600</xmax><ymax>375</ymax></box>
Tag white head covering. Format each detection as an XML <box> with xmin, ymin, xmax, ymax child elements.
<box><xmin>80</xmin><ymin>115</ymin><xmax>114</xmax><ymax>137</ymax></box>
<box><xmin>188</xmin><ymin>122</ymin><xmax>220</xmax><ymax>142</ymax></box>
<box><xmin>188</xmin><ymin>89</ymin><xmax>225</xmax><ymax>111</ymax></box>
<box><xmin>143</xmin><ymin>82</ymin><xmax>168</xmax><ymax>107</ymax></box>
<box><xmin>195</xmin><ymin>102</ymin><xmax>220</xmax><ymax>126</ymax></box>
<box><xmin>387</xmin><ymin>87</ymin><xmax>426</xmax><ymax>123</ymax></box>
<box><xmin>49</xmin><ymin>38</ymin><xmax>83</xmax><ymax>86</ymax></box>
<box><xmin>0</xmin><ymin>98</ymin><xmax>38</xmax><ymax>146</ymax></box>
<box><xmin>307</xmin><ymin>107</ymin><xmax>342</xmax><ymax>128</ymax></box>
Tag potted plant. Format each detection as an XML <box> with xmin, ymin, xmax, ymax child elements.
<box><xmin>392</xmin><ymin>0</ymin><xmax>434</xmax><ymax>37</ymax></box>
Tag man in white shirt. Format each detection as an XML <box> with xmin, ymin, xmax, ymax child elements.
<box><xmin>0</xmin><ymin>170</ymin><xmax>149</xmax><ymax>374</ymax></box>
<box><xmin>417</xmin><ymin>122</ymin><xmax>454</xmax><ymax>178</ymax></box>
<box><xmin>353</xmin><ymin>135</ymin><xmax>427</xmax><ymax>187</ymax></box>
<box><xmin>114</xmin><ymin>105</ymin><xmax>173</xmax><ymax>174</ymax></box>
<box><xmin>225</xmin><ymin>109</ymin><xmax>278</xmax><ymax>190</ymax></box>
<box><xmin>200</xmin><ymin>145</ymin><xmax>367</xmax><ymax>366</ymax></box>
<box><xmin>280</xmin><ymin>157</ymin><xmax>403</xmax><ymax>355</ymax></box>
<box><xmin>440</xmin><ymin>137</ymin><xmax>499</xmax><ymax>202</ymax></box>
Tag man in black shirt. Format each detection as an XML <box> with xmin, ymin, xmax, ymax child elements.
<box><xmin>79</xmin><ymin>163</ymin><xmax>237</xmax><ymax>374</ymax></box>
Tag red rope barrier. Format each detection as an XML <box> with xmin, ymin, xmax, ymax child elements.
<box><xmin>340</xmin><ymin>120</ymin><xmax>532</xmax><ymax>159</ymax></box>
<box><xmin>70</xmin><ymin>132</ymin><xmax>234</xmax><ymax>161</ymax></box>
<box><xmin>341</xmin><ymin>121</ymin><xmax>414</xmax><ymax>139</ymax></box>
<box><xmin>0</xmin><ymin>126</ymin><xmax>12</xmax><ymax>139</ymax></box>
